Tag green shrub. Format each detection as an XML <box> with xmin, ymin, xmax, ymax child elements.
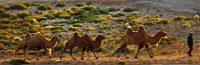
<box><xmin>38</xmin><ymin>4</ymin><xmax>52</xmax><ymax>10</ymax></box>
<box><xmin>0</xmin><ymin>8</ymin><xmax>5</xmax><ymax>13</ymax></box>
<box><xmin>56</xmin><ymin>2</ymin><xmax>65</xmax><ymax>7</ymax></box>
<box><xmin>112</xmin><ymin>13</ymin><xmax>125</xmax><ymax>17</ymax></box>
<box><xmin>17</xmin><ymin>11</ymin><xmax>31</xmax><ymax>18</ymax></box>
<box><xmin>82</xmin><ymin>6</ymin><xmax>95</xmax><ymax>11</ymax></box>
<box><xmin>123</xmin><ymin>8</ymin><xmax>136</xmax><ymax>12</ymax></box>
<box><xmin>59</xmin><ymin>13</ymin><xmax>71</xmax><ymax>19</ymax></box>
<box><xmin>0</xmin><ymin>43</ymin><xmax>5</xmax><ymax>50</ymax></box>
<box><xmin>9</xmin><ymin>59</ymin><xmax>30</xmax><ymax>65</ymax></box>
<box><xmin>159</xmin><ymin>19</ymin><xmax>170</xmax><ymax>24</ymax></box>
<box><xmin>130</xmin><ymin>11</ymin><xmax>139</xmax><ymax>16</ymax></box>
<box><xmin>117</xmin><ymin>61</ymin><xmax>125</xmax><ymax>65</ymax></box>
<box><xmin>35</xmin><ymin>10</ymin><xmax>43</xmax><ymax>14</ymax></box>
<box><xmin>23</xmin><ymin>2</ymin><xmax>31</xmax><ymax>7</ymax></box>
<box><xmin>24</xmin><ymin>16</ymin><xmax>38</xmax><ymax>24</ymax></box>
<box><xmin>194</xmin><ymin>15</ymin><xmax>199</xmax><ymax>19</ymax></box>
<box><xmin>108</xmin><ymin>8</ymin><xmax>120</xmax><ymax>12</ymax></box>
<box><xmin>44</xmin><ymin>14</ymin><xmax>55</xmax><ymax>19</ymax></box>
<box><xmin>68</xmin><ymin>26</ymin><xmax>79</xmax><ymax>31</ymax></box>
<box><xmin>0</xmin><ymin>12</ymin><xmax>16</xmax><ymax>18</ymax></box>
<box><xmin>66</xmin><ymin>19</ymin><xmax>82</xmax><ymax>24</ymax></box>
<box><xmin>9</xmin><ymin>4</ymin><xmax>27</xmax><ymax>10</ymax></box>
<box><xmin>174</xmin><ymin>16</ymin><xmax>185</xmax><ymax>21</ymax></box>
<box><xmin>144</xmin><ymin>21</ymin><xmax>156</xmax><ymax>25</ymax></box>
<box><xmin>75</xmin><ymin>3</ymin><xmax>84</xmax><ymax>7</ymax></box>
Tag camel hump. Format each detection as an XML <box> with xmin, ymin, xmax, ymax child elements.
<box><xmin>126</xmin><ymin>28</ymin><xmax>133</xmax><ymax>35</ymax></box>
<box><xmin>74</xmin><ymin>32</ymin><xmax>79</xmax><ymax>37</ymax></box>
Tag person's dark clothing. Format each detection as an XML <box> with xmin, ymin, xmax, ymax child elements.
<box><xmin>187</xmin><ymin>33</ymin><xmax>193</xmax><ymax>56</ymax></box>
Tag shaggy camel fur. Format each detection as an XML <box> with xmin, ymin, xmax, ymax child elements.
<box><xmin>15</xmin><ymin>33</ymin><xmax>60</xmax><ymax>60</ymax></box>
<box><xmin>117</xmin><ymin>26</ymin><xmax>167</xmax><ymax>59</ymax></box>
<box><xmin>60</xmin><ymin>32</ymin><xmax>106</xmax><ymax>60</ymax></box>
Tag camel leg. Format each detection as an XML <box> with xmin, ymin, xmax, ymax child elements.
<box><xmin>121</xmin><ymin>45</ymin><xmax>129</xmax><ymax>59</ymax></box>
<box><xmin>14</xmin><ymin>46</ymin><xmax>22</xmax><ymax>57</ymax></box>
<box><xmin>60</xmin><ymin>46</ymin><xmax>67</xmax><ymax>60</ymax></box>
<box><xmin>145</xmin><ymin>44</ymin><xmax>153</xmax><ymax>58</ymax></box>
<box><xmin>36</xmin><ymin>49</ymin><xmax>40</xmax><ymax>61</ymax></box>
<box><xmin>47</xmin><ymin>49</ymin><xmax>52</xmax><ymax>58</ymax></box>
<box><xmin>23</xmin><ymin>49</ymin><xmax>31</xmax><ymax>60</ymax></box>
<box><xmin>69</xmin><ymin>48</ymin><xmax>76</xmax><ymax>60</ymax></box>
<box><xmin>90</xmin><ymin>49</ymin><xmax>98</xmax><ymax>59</ymax></box>
<box><xmin>81</xmin><ymin>48</ymin><xmax>86</xmax><ymax>60</ymax></box>
<box><xmin>123</xmin><ymin>47</ymin><xmax>129</xmax><ymax>59</ymax></box>
<box><xmin>135</xmin><ymin>45</ymin><xmax>144</xmax><ymax>59</ymax></box>
<box><xmin>117</xmin><ymin>44</ymin><xmax>127</xmax><ymax>58</ymax></box>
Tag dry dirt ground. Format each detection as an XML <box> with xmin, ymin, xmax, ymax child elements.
<box><xmin>0</xmin><ymin>0</ymin><xmax>200</xmax><ymax>65</ymax></box>
<box><xmin>1</xmin><ymin>43</ymin><xmax>200</xmax><ymax>65</ymax></box>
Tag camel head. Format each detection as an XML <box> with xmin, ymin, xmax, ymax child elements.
<box><xmin>157</xmin><ymin>31</ymin><xmax>167</xmax><ymax>38</ymax></box>
<box><xmin>52</xmin><ymin>36</ymin><xmax>61</xmax><ymax>43</ymax></box>
<box><xmin>96</xmin><ymin>35</ymin><xmax>106</xmax><ymax>41</ymax></box>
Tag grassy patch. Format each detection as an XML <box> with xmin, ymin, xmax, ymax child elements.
<box><xmin>117</xmin><ymin>61</ymin><xmax>125</xmax><ymax>65</ymax></box>
<box><xmin>56</xmin><ymin>2</ymin><xmax>66</xmax><ymax>7</ymax></box>
<box><xmin>38</xmin><ymin>4</ymin><xmax>52</xmax><ymax>10</ymax></box>
<box><xmin>9</xmin><ymin>4</ymin><xmax>27</xmax><ymax>10</ymax></box>
<box><xmin>9</xmin><ymin>59</ymin><xmax>31</xmax><ymax>65</ymax></box>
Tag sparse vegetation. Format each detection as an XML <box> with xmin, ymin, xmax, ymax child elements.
<box><xmin>174</xmin><ymin>16</ymin><xmax>185</xmax><ymax>21</ymax></box>
<box><xmin>9</xmin><ymin>4</ymin><xmax>27</xmax><ymax>10</ymax></box>
<box><xmin>9</xmin><ymin>59</ymin><xmax>30</xmax><ymax>65</ymax></box>
<box><xmin>38</xmin><ymin>4</ymin><xmax>52</xmax><ymax>10</ymax></box>
<box><xmin>56</xmin><ymin>2</ymin><xmax>66</xmax><ymax>7</ymax></box>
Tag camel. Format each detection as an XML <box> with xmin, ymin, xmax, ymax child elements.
<box><xmin>117</xmin><ymin>26</ymin><xmax>167</xmax><ymax>59</ymax></box>
<box><xmin>15</xmin><ymin>33</ymin><xmax>60</xmax><ymax>60</ymax></box>
<box><xmin>60</xmin><ymin>32</ymin><xmax>106</xmax><ymax>60</ymax></box>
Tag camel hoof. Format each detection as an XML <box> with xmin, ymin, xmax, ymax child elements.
<box><xmin>95</xmin><ymin>57</ymin><xmax>98</xmax><ymax>59</ymax></box>
<box><xmin>135</xmin><ymin>56</ymin><xmax>138</xmax><ymax>59</ymax></box>
<box><xmin>150</xmin><ymin>56</ymin><xmax>153</xmax><ymax>58</ymax></box>
<box><xmin>28</xmin><ymin>59</ymin><xmax>31</xmax><ymax>60</ymax></box>
<box><xmin>81</xmin><ymin>58</ymin><xmax>84</xmax><ymax>60</ymax></box>
<box><xmin>117</xmin><ymin>56</ymin><xmax>120</xmax><ymax>58</ymax></box>
<box><xmin>49</xmin><ymin>56</ymin><xmax>52</xmax><ymax>58</ymax></box>
<box><xmin>73</xmin><ymin>58</ymin><xmax>77</xmax><ymax>60</ymax></box>
<box><xmin>36</xmin><ymin>59</ymin><xmax>39</xmax><ymax>61</ymax></box>
<box><xmin>126</xmin><ymin>57</ymin><xmax>129</xmax><ymax>59</ymax></box>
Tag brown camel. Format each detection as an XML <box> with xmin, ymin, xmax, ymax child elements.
<box><xmin>15</xmin><ymin>33</ymin><xmax>60</xmax><ymax>60</ymax></box>
<box><xmin>60</xmin><ymin>32</ymin><xmax>106</xmax><ymax>60</ymax></box>
<box><xmin>117</xmin><ymin>26</ymin><xmax>167</xmax><ymax>59</ymax></box>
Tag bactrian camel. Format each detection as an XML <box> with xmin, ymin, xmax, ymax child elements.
<box><xmin>15</xmin><ymin>33</ymin><xmax>60</xmax><ymax>60</ymax></box>
<box><xmin>117</xmin><ymin>26</ymin><xmax>167</xmax><ymax>59</ymax></box>
<box><xmin>60</xmin><ymin>32</ymin><xmax>106</xmax><ymax>60</ymax></box>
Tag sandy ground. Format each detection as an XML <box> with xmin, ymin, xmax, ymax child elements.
<box><xmin>1</xmin><ymin>43</ymin><xmax>200</xmax><ymax>65</ymax></box>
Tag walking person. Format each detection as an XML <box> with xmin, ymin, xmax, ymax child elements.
<box><xmin>187</xmin><ymin>33</ymin><xmax>193</xmax><ymax>56</ymax></box>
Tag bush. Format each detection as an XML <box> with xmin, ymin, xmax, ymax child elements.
<box><xmin>194</xmin><ymin>15</ymin><xmax>199</xmax><ymax>19</ymax></box>
<box><xmin>0</xmin><ymin>12</ymin><xmax>16</xmax><ymax>18</ymax></box>
<box><xmin>85</xmin><ymin>26</ymin><xmax>95</xmax><ymax>31</ymax></box>
<box><xmin>66</xmin><ymin>19</ymin><xmax>82</xmax><ymax>24</ymax></box>
<box><xmin>117</xmin><ymin>61</ymin><xmax>125</xmax><ymax>65</ymax></box>
<box><xmin>56</xmin><ymin>2</ymin><xmax>65</xmax><ymax>7</ymax></box>
<box><xmin>9</xmin><ymin>4</ymin><xmax>27</xmax><ymax>10</ymax></box>
<box><xmin>9</xmin><ymin>59</ymin><xmax>30</xmax><ymax>65</ymax></box>
<box><xmin>112</xmin><ymin>13</ymin><xmax>125</xmax><ymax>17</ymax></box>
<box><xmin>159</xmin><ymin>19</ymin><xmax>170</xmax><ymax>24</ymax></box>
<box><xmin>108</xmin><ymin>8</ymin><xmax>120</xmax><ymax>12</ymax></box>
<box><xmin>38</xmin><ymin>4</ymin><xmax>52</xmax><ymax>10</ymax></box>
<box><xmin>0</xmin><ymin>8</ymin><xmax>5</xmax><ymax>13</ymax></box>
<box><xmin>144</xmin><ymin>21</ymin><xmax>156</xmax><ymax>25</ymax></box>
<box><xmin>75</xmin><ymin>3</ymin><xmax>84</xmax><ymax>7</ymax></box>
<box><xmin>174</xmin><ymin>16</ymin><xmax>185</xmax><ymax>21</ymax></box>
<box><xmin>17</xmin><ymin>11</ymin><xmax>31</xmax><ymax>18</ymax></box>
<box><xmin>82</xmin><ymin>6</ymin><xmax>95</xmax><ymax>11</ymax></box>
<box><xmin>68</xmin><ymin>26</ymin><xmax>79</xmax><ymax>31</ymax></box>
<box><xmin>59</xmin><ymin>13</ymin><xmax>71</xmax><ymax>19</ymax></box>
<box><xmin>0</xmin><ymin>43</ymin><xmax>5</xmax><ymax>50</ymax></box>
<box><xmin>123</xmin><ymin>8</ymin><xmax>136</xmax><ymax>12</ymax></box>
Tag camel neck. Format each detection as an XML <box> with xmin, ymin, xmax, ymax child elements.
<box><xmin>149</xmin><ymin>33</ymin><xmax>163</xmax><ymax>45</ymax></box>
<box><xmin>46</xmin><ymin>38</ymin><xmax>57</xmax><ymax>48</ymax></box>
<box><xmin>93</xmin><ymin>37</ymin><xmax>103</xmax><ymax>49</ymax></box>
